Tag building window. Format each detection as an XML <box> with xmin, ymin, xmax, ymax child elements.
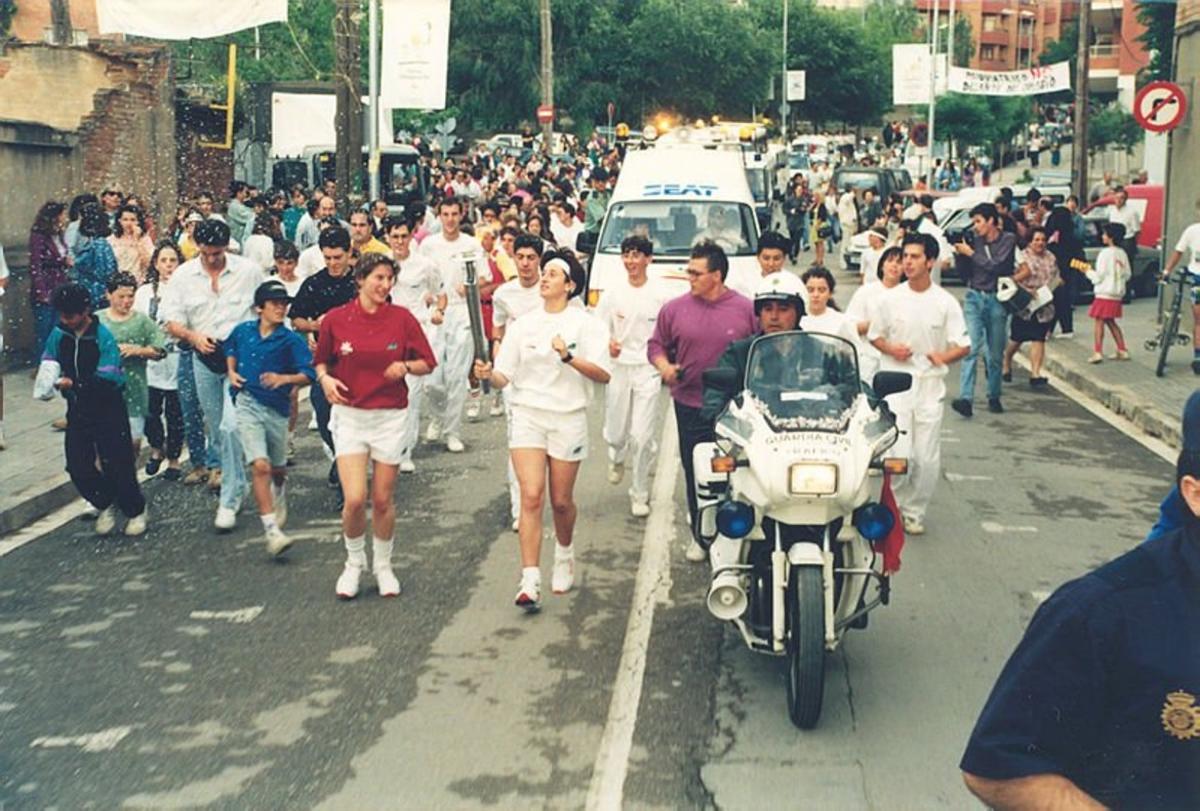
<box><xmin>982</xmin><ymin>14</ymin><xmax>1002</xmax><ymax>32</ymax></box>
<box><xmin>981</xmin><ymin>44</ymin><xmax>1008</xmax><ymax>61</ymax></box>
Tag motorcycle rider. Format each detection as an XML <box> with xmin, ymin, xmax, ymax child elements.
<box><xmin>701</xmin><ymin>272</ymin><xmax>806</xmax><ymax>422</ymax></box>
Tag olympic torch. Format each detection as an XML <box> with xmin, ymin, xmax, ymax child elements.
<box><xmin>463</xmin><ymin>256</ymin><xmax>491</xmax><ymax>394</ymax></box>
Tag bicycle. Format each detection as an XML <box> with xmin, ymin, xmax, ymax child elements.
<box><xmin>1145</xmin><ymin>270</ymin><xmax>1194</xmax><ymax>377</ymax></box>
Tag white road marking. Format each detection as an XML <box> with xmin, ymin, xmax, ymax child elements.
<box><xmin>31</xmin><ymin>726</ymin><xmax>134</xmax><ymax>752</ymax></box>
<box><xmin>0</xmin><ymin>501</ymin><xmax>91</xmax><ymax>558</ymax></box>
<box><xmin>585</xmin><ymin>412</ymin><xmax>680</xmax><ymax>811</ymax></box>
<box><xmin>1011</xmin><ymin>353</ymin><xmax>1176</xmax><ymax>463</ymax></box>
<box><xmin>944</xmin><ymin>472</ymin><xmax>994</xmax><ymax>482</ymax></box>
<box><xmin>981</xmin><ymin>521</ymin><xmax>1039</xmax><ymax>534</ymax></box>
<box><xmin>188</xmin><ymin>607</ymin><xmax>263</xmax><ymax>624</ymax></box>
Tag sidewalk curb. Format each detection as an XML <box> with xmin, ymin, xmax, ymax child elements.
<box><xmin>0</xmin><ymin>473</ymin><xmax>77</xmax><ymax>537</ymax></box>
<box><xmin>1031</xmin><ymin>347</ymin><xmax>1182</xmax><ymax>450</ymax></box>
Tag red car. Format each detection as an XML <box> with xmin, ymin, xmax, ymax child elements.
<box><xmin>1083</xmin><ymin>184</ymin><xmax>1164</xmax><ymax>249</ymax></box>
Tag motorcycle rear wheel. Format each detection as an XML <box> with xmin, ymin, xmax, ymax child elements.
<box><xmin>785</xmin><ymin>566</ymin><xmax>825</xmax><ymax>729</ymax></box>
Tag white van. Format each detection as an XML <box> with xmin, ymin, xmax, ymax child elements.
<box><xmin>583</xmin><ymin>147</ymin><xmax>761</xmax><ymax>304</ymax></box>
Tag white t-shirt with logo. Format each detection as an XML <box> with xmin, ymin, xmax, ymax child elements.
<box><xmin>595</xmin><ymin>277</ymin><xmax>674</xmax><ymax>367</ymax></box>
<box><xmin>494</xmin><ymin>306</ymin><xmax>611</xmax><ymax>412</ymax></box>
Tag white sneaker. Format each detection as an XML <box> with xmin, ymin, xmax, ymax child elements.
<box><xmin>307</xmin><ymin>413</ymin><xmax>318</xmax><ymax>430</ymax></box>
<box><xmin>425</xmin><ymin>420</ymin><xmax>442</xmax><ymax>443</ymax></box>
<box><xmin>336</xmin><ymin>563</ymin><xmax>363</xmax><ymax>599</ymax></box>
<box><xmin>214</xmin><ymin>506</ymin><xmax>237</xmax><ymax>532</ymax></box>
<box><xmin>552</xmin><ymin>550</ymin><xmax>575</xmax><ymax>594</ymax></box>
<box><xmin>274</xmin><ymin>490</ymin><xmax>288</xmax><ymax>529</ymax></box>
<box><xmin>630</xmin><ymin>499</ymin><xmax>651</xmax><ymax>518</ymax></box>
<box><xmin>466</xmin><ymin>400</ymin><xmax>481</xmax><ymax>421</ymax></box>
<box><xmin>445</xmin><ymin>435</ymin><xmax>465</xmax><ymax>453</ymax></box>
<box><xmin>607</xmin><ymin>462</ymin><xmax>625</xmax><ymax>485</ymax></box>
<box><xmin>685</xmin><ymin>541</ymin><xmax>707</xmax><ymax>562</ymax></box>
<box><xmin>902</xmin><ymin>515</ymin><xmax>926</xmax><ymax>535</ymax></box>
<box><xmin>515</xmin><ymin>571</ymin><xmax>541</xmax><ymax>612</ymax></box>
<box><xmin>95</xmin><ymin>506</ymin><xmax>118</xmax><ymax>536</ymax></box>
<box><xmin>375</xmin><ymin>566</ymin><xmax>401</xmax><ymax>597</ymax></box>
<box><xmin>265</xmin><ymin>526</ymin><xmax>293</xmax><ymax>556</ymax></box>
<box><xmin>511</xmin><ymin>517</ymin><xmax>520</xmax><ymax>532</ymax></box>
<box><xmin>399</xmin><ymin>459</ymin><xmax>416</xmax><ymax>474</ymax></box>
<box><xmin>489</xmin><ymin>399</ymin><xmax>504</xmax><ymax>417</ymax></box>
<box><xmin>124</xmin><ymin>510</ymin><xmax>147</xmax><ymax>537</ymax></box>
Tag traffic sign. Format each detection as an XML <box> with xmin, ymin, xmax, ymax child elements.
<box><xmin>786</xmin><ymin>70</ymin><xmax>806</xmax><ymax>102</ymax></box>
<box><xmin>536</xmin><ymin>104</ymin><xmax>555</xmax><ymax>124</ymax></box>
<box><xmin>1133</xmin><ymin>81</ymin><xmax>1187</xmax><ymax>134</ymax></box>
<box><xmin>910</xmin><ymin>122</ymin><xmax>929</xmax><ymax>148</ymax></box>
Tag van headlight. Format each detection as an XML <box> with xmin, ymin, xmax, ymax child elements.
<box><xmin>788</xmin><ymin>463</ymin><xmax>838</xmax><ymax>495</ymax></box>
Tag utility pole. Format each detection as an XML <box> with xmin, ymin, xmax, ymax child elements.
<box><xmin>1072</xmin><ymin>0</ymin><xmax>1091</xmax><ymax>205</ymax></box>
<box><xmin>781</xmin><ymin>0</ymin><xmax>789</xmax><ymax>139</ymax></box>
<box><xmin>928</xmin><ymin>0</ymin><xmax>940</xmax><ymax>173</ymax></box>
<box><xmin>334</xmin><ymin>0</ymin><xmax>364</xmax><ymax>216</ymax></box>
<box><xmin>49</xmin><ymin>0</ymin><xmax>72</xmax><ymax>45</ymax></box>
<box><xmin>368</xmin><ymin>0</ymin><xmax>380</xmax><ymax>202</ymax></box>
<box><xmin>539</xmin><ymin>0</ymin><xmax>554</xmax><ymax>153</ymax></box>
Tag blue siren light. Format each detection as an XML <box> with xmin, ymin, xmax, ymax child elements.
<box><xmin>716</xmin><ymin>500</ymin><xmax>755</xmax><ymax>539</ymax></box>
<box><xmin>853</xmin><ymin>502</ymin><xmax>894</xmax><ymax>542</ymax></box>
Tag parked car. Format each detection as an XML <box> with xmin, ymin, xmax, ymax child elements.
<box><xmin>1082</xmin><ymin>184</ymin><xmax>1164</xmax><ymax>250</ymax></box>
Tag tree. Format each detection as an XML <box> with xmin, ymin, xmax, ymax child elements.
<box><xmin>1089</xmin><ymin>104</ymin><xmax>1143</xmax><ymax>157</ymax></box>
<box><xmin>1136</xmin><ymin>0</ymin><xmax>1176</xmax><ymax>84</ymax></box>
<box><xmin>1037</xmin><ymin>21</ymin><xmax>1077</xmax><ymax>105</ymax></box>
<box><xmin>951</xmin><ymin>15</ymin><xmax>973</xmax><ymax>69</ymax></box>
<box><xmin>935</xmin><ymin>93</ymin><xmax>990</xmax><ymax>156</ymax></box>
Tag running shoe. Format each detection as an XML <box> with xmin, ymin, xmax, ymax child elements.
<box><xmin>336</xmin><ymin>563</ymin><xmax>363</xmax><ymax>599</ymax></box>
<box><xmin>124</xmin><ymin>510</ymin><xmax>147</xmax><ymax>537</ymax></box>
<box><xmin>162</xmin><ymin>467</ymin><xmax>183</xmax><ymax>481</ymax></box>
<box><xmin>515</xmin><ymin>572</ymin><xmax>541</xmax><ymax>612</ymax></box>
<box><xmin>399</xmin><ymin>459</ymin><xmax>416</xmax><ymax>474</ymax></box>
<box><xmin>607</xmin><ymin>462</ymin><xmax>625</xmax><ymax>485</ymax></box>
<box><xmin>902</xmin><ymin>515</ymin><xmax>926</xmax><ymax>535</ymax></box>
<box><xmin>214</xmin><ymin>506</ymin><xmax>237</xmax><ymax>532</ymax></box>
<box><xmin>489</xmin><ymin>398</ymin><xmax>504</xmax><ymax>417</ymax></box>
<box><xmin>182</xmin><ymin>466</ymin><xmax>208</xmax><ymax>486</ymax></box>
<box><xmin>145</xmin><ymin>456</ymin><xmax>163</xmax><ymax>476</ymax></box>
<box><xmin>266</xmin><ymin>526</ymin><xmax>292</xmax><ymax>557</ymax></box>
<box><xmin>446</xmin><ymin>435</ymin><xmax>465</xmax><ymax>453</ymax></box>
<box><xmin>630</xmin><ymin>499</ymin><xmax>651</xmax><ymax>518</ymax></box>
<box><xmin>552</xmin><ymin>550</ymin><xmax>575</xmax><ymax>594</ymax></box>
<box><xmin>375</xmin><ymin>566</ymin><xmax>401</xmax><ymax>597</ymax></box>
<box><xmin>207</xmin><ymin>469</ymin><xmax>223</xmax><ymax>492</ymax></box>
<box><xmin>685</xmin><ymin>540</ymin><xmax>707</xmax><ymax>562</ymax></box>
<box><xmin>95</xmin><ymin>505</ymin><xmax>118</xmax><ymax>536</ymax></box>
<box><xmin>425</xmin><ymin>419</ymin><xmax>442</xmax><ymax>443</ymax></box>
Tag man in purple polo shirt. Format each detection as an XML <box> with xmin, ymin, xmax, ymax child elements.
<box><xmin>648</xmin><ymin>240</ymin><xmax>758</xmax><ymax>562</ymax></box>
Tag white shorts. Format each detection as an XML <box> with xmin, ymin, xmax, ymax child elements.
<box><xmin>330</xmin><ymin>404</ymin><xmax>408</xmax><ymax>466</ymax></box>
<box><xmin>508</xmin><ymin>405</ymin><xmax>588</xmax><ymax>462</ymax></box>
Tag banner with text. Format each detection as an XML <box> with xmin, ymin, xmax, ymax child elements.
<box><xmin>97</xmin><ymin>0</ymin><xmax>286</xmax><ymax>39</ymax></box>
<box><xmin>381</xmin><ymin>0</ymin><xmax>452</xmax><ymax>110</ymax></box>
<box><xmin>892</xmin><ymin>44</ymin><xmax>947</xmax><ymax>105</ymax></box>
<box><xmin>947</xmin><ymin>62</ymin><xmax>1071</xmax><ymax>96</ymax></box>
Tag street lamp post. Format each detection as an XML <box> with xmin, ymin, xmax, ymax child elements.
<box><xmin>781</xmin><ymin>0</ymin><xmax>789</xmax><ymax>140</ymax></box>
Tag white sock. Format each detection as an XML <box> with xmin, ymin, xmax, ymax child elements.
<box><xmin>260</xmin><ymin>513</ymin><xmax>278</xmax><ymax>532</ymax></box>
<box><xmin>345</xmin><ymin>534</ymin><xmax>367</xmax><ymax>568</ymax></box>
<box><xmin>522</xmin><ymin>565</ymin><xmax>541</xmax><ymax>583</ymax></box>
<box><xmin>554</xmin><ymin>542</ymin><xmax>573</xmax><ymax>560</ymax></box>
<box><xmin>373</xmin><ymin>537</ymin><xmax>394</xmax><ymax>570</ymax></box>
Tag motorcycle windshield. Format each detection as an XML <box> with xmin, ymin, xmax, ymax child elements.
<box><xmin>743</xmin><ymin>332</ymin><xmax>861</xmax><ymax>432</ymax></box>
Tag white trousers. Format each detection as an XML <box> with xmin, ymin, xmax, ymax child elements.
<box><xmin>424</xmin><ymin>307</ymin><xmax>473</xmax><ymax>439</ymax></box>
<box><xmin>602</xmin><ymin>363</ymin><xmax>668</xmax><ymax>503</ymax></box>
<box><xmin>887</xmin><ymin>375</ymin><xmax>945</xmax><ymax>524</ymax></box>
<box><xmin>399</xmin><ymin>372</ymin><xmax>425</xmax><ymax>464</ymax></box>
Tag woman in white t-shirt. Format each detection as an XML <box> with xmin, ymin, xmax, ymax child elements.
<box><xmin>845</xmin><ymin>246</ymin><xmax>905</xmax><ymax>383</ymax></box>
<box><xmin>474</xmin><ymin>250</ymin><xmax>612</xmax><ymax>613</ymax></box>
<box><xmin>800</xmin><ymin>265</ymin><xmax>860</xmax><ymax>346</ymax></box>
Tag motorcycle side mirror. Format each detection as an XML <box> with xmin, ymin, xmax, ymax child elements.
<box><xmin>576</xmin><ymin>231</ymin><xmax>597</xmax><ymax>255</ymax></box>
<box><xmin>872</xmin><ymin>371</ymin><xmax>912</xmax><ymax>400</ymax></box>
<box><xmin>702</xmin><ymin>367</ymin><xmax>740</xmax><ymax>394</ymax></box>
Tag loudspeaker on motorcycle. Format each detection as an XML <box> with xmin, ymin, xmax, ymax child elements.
<box><xmin>707</xmin><ymin>572</ymin><xmax>748</xmax><ymax>621</ymax></box>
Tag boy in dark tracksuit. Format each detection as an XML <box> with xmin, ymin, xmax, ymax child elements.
<box><xmin>42</xmin><ymin>283</ymin><xmax>147</xmax><ymax>536</ymax></box>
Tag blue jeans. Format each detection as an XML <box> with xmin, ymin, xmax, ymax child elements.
<box><xmin>33</xmin><ymin>302</ymin><xmax>56</xmax><ymax>363</ymax></box>
<box><xmin>959</xmin><ymin>289</ymin><xmax>1009</xmax><ymax>402</ymax></box>
<box><xmin>193</xmin><ymin>362</ymin><xmax>247</xmax><ymax>510</ymax></box>
<box><xmin>177</xmin><ymin>350</ymin><xmax>217</xmax><ymax>469</ymax></box>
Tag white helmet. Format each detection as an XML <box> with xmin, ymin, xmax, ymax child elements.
<box><xmin>753</xmin><ymin>272</ymin><xmax>805</xmax><ymax>316</ymax></box>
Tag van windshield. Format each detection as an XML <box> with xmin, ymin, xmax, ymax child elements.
<box><xmin>745</xmin><ymin>170</ymin><xmax>767</xmax><ymax>203</ymax></box>
<box><xmin>834</xmin><ymin>171</ymin><xmax>882</xmax><ymax>192</ymax></box>
<box><xmin>598</xmin><ymin>201</ymin><xmax>759</xmax><ymax>257</ymax></box>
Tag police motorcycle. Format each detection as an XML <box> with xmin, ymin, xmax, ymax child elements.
<box><xmin>696</xmin><ymin>331</ymin><xmax>911</xmax><ymax>728</ymax></box>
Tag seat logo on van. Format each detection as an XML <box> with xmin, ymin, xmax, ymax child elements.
<box><xmin>642</xmin><ymin>183</ymin><xmax>719</xmax><ymax>198</ymax></box>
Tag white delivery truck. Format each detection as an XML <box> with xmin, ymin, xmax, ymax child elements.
<box><xmin>580</xmin><ymin>146</ymin><xmax>761</xmax><ymax>304</ymax></box>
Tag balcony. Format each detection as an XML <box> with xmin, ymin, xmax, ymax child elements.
<box><xmin>980</xmin><ymin>29</ymin><xmax>1012</xmax><ymax>46</ymax></box>
<box><xmin>1089</xmin><ymin>43</ymin><xmax>1120</xmax><ymax>71</ymax></box>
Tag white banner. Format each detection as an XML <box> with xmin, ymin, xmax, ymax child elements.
<box><xmin>893</xmin><ymin>44</ymin><xmax>946</xmax><ymax>105</ymax></box>
<box><xmin>381</xmin><ymin>0</ymin><xmax>452</xmax><ymax>111</ymax></box>
<box><xmin>947</xmin><ymin>62</ymin><xmax>1071</xmax><ymax>96</ymax></box>
<box><xmin>786</xmin><ymin>70</ymin><xmax>807</xmax><ymax>102</ymax></box>
<box><xmin>96</xmin><ymin>0</ymin><xmax>286</xmax><ymax>40</ymax></box>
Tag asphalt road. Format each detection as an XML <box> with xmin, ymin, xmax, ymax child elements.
<box><xmin>0</xmin><ymin>331</ymin><xmax>1171</xmax><ymax>810</ymax></box>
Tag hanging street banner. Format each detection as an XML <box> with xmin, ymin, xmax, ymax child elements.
<box><xmin>96</xmin><ymin>0</ymin><xmax>286</xmax><ymax>39</ymax></box>
<box><xmin>892</xmin><ymin>44</ymin><xmax>946</xmax><ymax>106</ymax></box>
<box><xmin>381</xmin><ymin>0</ymin><xmax>452</xmax><ymax>110</ymax></box>
<box><xmin>946</xmin><ymin>62</ymin><xmax>1071</xmax><ymax>96</ymax></box>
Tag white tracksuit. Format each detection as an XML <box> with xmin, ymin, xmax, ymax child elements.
<box><xmin>391</xmin><ymin>253</ymin><xmax>443</xmax><ymax>463</ymax></box>
<box><xmin>866</xmin><ymin>282</ymin><xmax>971</xmax><ymax>524</ymax></box>
<box><xmin>597</xmin><ymin>278</ymin><xmax>674</xmax><ymax>505</ymax></box>
<box><xmin>419</xmin><ymin>232</ymin><xmax>490</xmax><ymax>441</ymax></box>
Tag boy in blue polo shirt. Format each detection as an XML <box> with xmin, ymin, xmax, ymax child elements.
<box><xmin>225</xmin><ymin>280</ymin><xmax>315</xmax><ymax>556</ymax></box>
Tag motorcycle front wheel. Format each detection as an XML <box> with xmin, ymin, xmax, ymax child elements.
<box><xmin>785</xmin><ymin>566</ymin><xmax>825</xmax><ymax>729</ymax></box>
